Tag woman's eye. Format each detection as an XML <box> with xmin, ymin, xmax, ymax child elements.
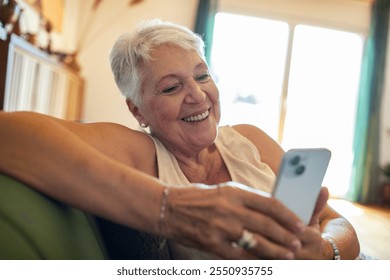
<box><xmin>196</xmin><ymin>73</ymin><xmax>210</xmax><ymax>82</ymax></box>
<box><xmin>162</xmin><ymin>85</ymin><xmax>178</xmax><ymax>94</ymax></box>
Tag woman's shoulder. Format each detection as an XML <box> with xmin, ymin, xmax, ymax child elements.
<box><xmin>68</xmin><ymin>121</ymin><xmax>156</xmax><ymax>172</ymax></box>
<box><xmin>81</xmin><ymin>121</ymin><xmax>149</xmax><ymax>139</ymax></box>
<box><xmin>229</xmin><ymin>124</ymin><xmax>270</xmax><ymax>141</ymax></box>
<box><xmin>218</xmin><ymin>124</ymin><xmax>265</xmax><ymax>147</ymax></box>
<box><xmin>68</xmin><ymin>121</ymin><xmax>152</xmax><ymax>145</ymax></box>
<box><xmin>228</xmin><ymin>124</ymin><xmax>277</xmax><ymax>148</ymax></box>
<box><xmin>230</xmin><ymin>124</ymin><xmax>284</xmax><ymax>174</ymax></box>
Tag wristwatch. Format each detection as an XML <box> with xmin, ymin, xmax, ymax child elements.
<box><xmin>322</xmin><ymin>235</ymin><xmax>341</xmax><ymax>260</ymax></box>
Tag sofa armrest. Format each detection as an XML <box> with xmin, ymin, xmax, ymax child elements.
<box><xmin>0</xmin><ymin>173</ymin><xmax>107</xmax><ymax>260</ymax></box>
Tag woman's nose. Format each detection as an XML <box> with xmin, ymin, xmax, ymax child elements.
<box><xmin>184</xmin><ymin>79</ymin><xmax>206</xmax><ymax>103</ymax></box>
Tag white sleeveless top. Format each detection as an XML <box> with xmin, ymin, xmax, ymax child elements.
<box><xmin>149</xmin><ymin>125</ymin><xmax>276</xmax><ymax>259</ymax></box>
<box><xmin>151</xmin><ymin>125</ymin><xmax>275</xmax><ymax>191</ymax></box>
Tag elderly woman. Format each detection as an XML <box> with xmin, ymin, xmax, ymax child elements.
<box><xmin>0</xmin><ymin>19</ymin><xmax>359</xmax><ymax>260</ymax></box>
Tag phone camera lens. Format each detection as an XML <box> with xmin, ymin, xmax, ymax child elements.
<box><xmin>290</xmin><ymin>155</ymin><xmax>300</xmax><ymax>166</ymax></box>
<box><xmin>295</xmin><ymin>165</ymin><xmax>305</xmax><ymax>175</ymax></box>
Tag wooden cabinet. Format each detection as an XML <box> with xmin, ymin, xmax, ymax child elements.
<box><xmin>1</xmin><ymin>34</ymin><xmax>83</xmax><ymax>121</ymax></box>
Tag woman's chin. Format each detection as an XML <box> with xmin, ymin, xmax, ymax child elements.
<box><xmin>185</xmin><ymin>123</ymin><xmax>218</xmax><ymax>147</ymax></box>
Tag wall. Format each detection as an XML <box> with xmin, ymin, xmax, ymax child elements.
<box><xmin>70</xmin><ymin>0</ymin><xmax>199</xmax><ymax>128</ymax></box>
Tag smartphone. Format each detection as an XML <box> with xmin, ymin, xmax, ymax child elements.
<box><xmin>272</xmin><ymin>148</ymin><xmax>331</xmax><ymax>225</ymax></box>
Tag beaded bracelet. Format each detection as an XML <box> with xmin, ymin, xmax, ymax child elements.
<box><xmin>322</xmin><ymin>234</ymin><xmax>341</xmax><ymax>260</ymax></box>
<box><xmin>157</xmin><ymin>187</ymin><xmax>170</xmax><ymax>252</ymax></box>
<box><xmin>159</xmin><ymin>187</ymin><xmax>170</xmax><ymax>223</ymax></box>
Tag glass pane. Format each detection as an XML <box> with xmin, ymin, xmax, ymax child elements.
<box><xmin>211</xmin><ymin>13</ymin><xmax>289</xmax><ymax>140</ymax></box>
<box><xmin>282</xmin><ymin>25</ymin><xmax>363</xmax><ymax>197</ymax></box>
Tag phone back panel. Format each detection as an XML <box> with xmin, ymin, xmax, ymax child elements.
<box><xmin>272</xmin><ymin>148</ymin><xmax>331</xmax><ymax>225</ymax></box>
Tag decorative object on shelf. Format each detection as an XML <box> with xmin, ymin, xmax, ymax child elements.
<box><xmin>21</xmin><ymin>31</ymin><xmax>36</xmax><ymax>45</ymax></box>
<box><xmin>0</xmin><ymin>0</ymin><xmax>15</xmax><ymax>27</ymax></box>
<box><xmin>0</xmin><ymin>0</ymin><xmax>22</xmax><ymax>36</ymax></box>
<box><xmin>28</xmin><ymin>0</ymin><xmax>53</xmax><ymax>54</ymax></box>
<box><xmin>49</xmin><ymin>50</ymin><xmax>81</xmax><ymax>72</ymax></box>
<box><xmin>39</xmin><ymin>16</ymin><xmax>53</xmax><ymax>54</ymax></box>
<box><xmin>18</xmin><ymin>9</ymin><xmax>37</xmax><ymax>46</ymax></box>
<box><xmin>53</xmin><ymin>51</ymin><xmax>81</xmax><ymax>72</ymax></box>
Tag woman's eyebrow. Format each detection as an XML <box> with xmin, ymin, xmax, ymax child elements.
<box><xmin>194</xmin><ymin>62</ymin><xmax>208</xmax><ymax>71</ymax></box>
<box><xmin>155</xmin><ymin>74</ymin><xmax>177</xmax><ymax>86</ymax></box>
<box><xmin>155</xmin><ymin>62</ymin><xmax>208</xmax><ymax>85</ymax></box>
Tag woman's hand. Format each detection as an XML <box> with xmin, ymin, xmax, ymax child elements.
<box><xmin>159</xmin><ymin>182</ymin><xmax>305</xmax><ymax>260</ymax></box>
<box><xmin>294</xmin><ymin>187</ymin><xmax>333</xmax><ymax>259</ymax></box>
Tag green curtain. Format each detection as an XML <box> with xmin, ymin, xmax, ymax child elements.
<box><xmin>348</xmin><ymin>0</ymin><xmax>390</xmax><ymax>203</ymax></box>
<box><xmin>194</xmin><ymin>0</ymin><xmax>218</xmax><ymax>64</ymax></box>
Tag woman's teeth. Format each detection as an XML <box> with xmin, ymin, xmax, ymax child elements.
<box><xmin>183</xmin><ymin>110</ymin><xmax>209</xmax><ymax>122</ymax></box>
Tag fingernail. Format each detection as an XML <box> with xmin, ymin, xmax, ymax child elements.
<box><xmin>291</xmin><ymin>239</ymin><xmax>302</xmax><ymax>251</ymax></box>
<box><xmin>296</xmin><ymin>222</ymin><xmax>305</xmax><ymax>232</ymax></box>
<box><xmin>285</xmin><ymin>252</ymin><xmax>294</xmax><ymax>260</ymax></box>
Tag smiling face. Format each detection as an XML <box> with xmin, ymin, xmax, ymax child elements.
<box><xmin>130</xmin><ymin>44</ymin><xmax>221</xmax><ymax>155</ymax></box>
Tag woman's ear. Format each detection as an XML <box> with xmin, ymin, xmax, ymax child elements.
<box><xmin>126</xmin><ymin>99</ymin><xmax>148</xmax><ymax>127</ymax></box>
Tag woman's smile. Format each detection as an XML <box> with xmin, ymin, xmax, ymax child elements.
<box><xmin>182</xmin><ymin>109</ymin><xmax>210</xmax><ymax>122</ymax></box>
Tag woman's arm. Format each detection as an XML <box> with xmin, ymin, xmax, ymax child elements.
<box><xmin>0</xmin><ymin>111</ymin><xmax>163</xmax><ymax>234</ymax></box>
<box><xmin>0</xmin><ymin>111</ymin><xmax>305</xmax><ymax>259</ymax></box>
<box><xmin>318</xmin><ymin>205</ymin><xmax>360</xmax><ymax>259</ymax></box>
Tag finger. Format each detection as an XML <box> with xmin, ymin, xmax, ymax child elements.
<box><xmin>249</xmin><ymin>233</ymin><xmax>296</xmax><ymax>260</ymax></box>
<box><xmin>215</xmin><ymin>243</ymin><xmax>259</xmax><ymax>260</ymax></box>
<box><xmin>296</xmin><ymin>225</ymin><xmax>320</xmax><ymax>243</ymax></box>
<box><xmin>214</xmin><ymin>185</ymin><xmax>302</xmax><ymax>248</ymax></box>
<box><xmin>242</xmin><ymin>211</ymin><xmax>302</xmax><ymax>252</ymax></box>
<box><xmin>178</xmin><ymin>222</ymin><xmax>259</xmax><ymax>260</ymax></box>
<box><xmin>216</xmin><ymin>232</ymin><xmax>295</xmax><ymax>260</ymax></box>
<box><xmin>220</xmin><ymin>182</ymin><xmax>304</xmax><ymax>232</ymax></box>
<box><xmin>243</xmin><ymin>191</ymin><xmax>305</xmax><ymax>233</ymax></box>
<box><xmin>294</xmin><ymin>227</ymin><xmax>324</xmax><ymax>259</ymax></box>
<box><xmin>163</xmin><ymin>186</ymin><xmax>262</xmax><ymax>259</ymax></box>
<box><xmin>210</xmin><ymin>209</ymin><xmax>301</xmax><ymax>258</ymax></box>
<box><xmin>216</xmin><ymin>184</ymin><xmax>303</xmax><ymax>250</ymax></box>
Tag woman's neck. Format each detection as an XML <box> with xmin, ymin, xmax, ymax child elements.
<box><xmin>173</xmin><ymin>144</ymin><xmax>231</xmax><ymax>185</ymax></box>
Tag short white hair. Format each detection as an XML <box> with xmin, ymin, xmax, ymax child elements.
<box><xmin>109</xmin><ymin>19</ymin><xmax>206</xmax><ymax>107</ymax></box>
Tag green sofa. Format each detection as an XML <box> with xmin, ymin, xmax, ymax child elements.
<box><xmin>0</xmin><ymin>173</ymin><xmax>107</xmax><ymax>259</ymax></box>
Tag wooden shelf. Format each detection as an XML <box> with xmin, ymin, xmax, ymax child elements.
<box><xmin>1</xmin><ymin>34</ymin><xmax>84</xmax><ymax>120</ymax></box>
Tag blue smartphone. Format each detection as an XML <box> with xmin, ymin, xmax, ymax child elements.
<box><xmin>272</xmin><ymin>148</ymin><xmax>331</xmax><ymax>225</ymax></box>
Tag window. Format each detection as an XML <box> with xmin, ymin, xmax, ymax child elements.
<box><xmin>211</xmin><ymin>12</ymin><xmax>364</xmax><ymax>197</ymax></box>
<box><xmin>211</xmin><ymin>13</ymin><xmax>288</xmax><ymax>140</ymax></box>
